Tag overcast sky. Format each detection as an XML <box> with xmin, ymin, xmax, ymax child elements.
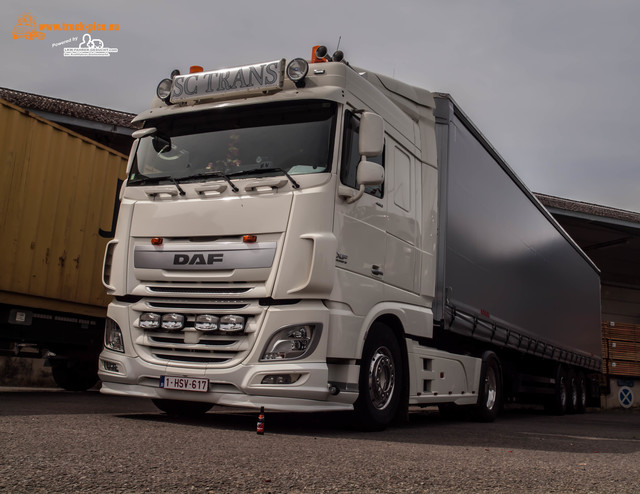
<box><xmin>3</xmin><ymin>0</ymin><xmax>639</xmax><ymax>212</ymax></box>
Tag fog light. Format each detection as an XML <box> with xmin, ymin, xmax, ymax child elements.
<box><xmin>104</xmin><ymin>318</ymin><xmax>124</xmax><ymax>353</ymax></box>
<box><xmin>220</xmin><ymin>315</ymin><xmax>245</xmax><ymax>332</ymax></box>
<box><xmin>195</xmin><ymin>314</ymin><xmax>219</xmax><ymax>331</ymax></box>
<box><xmin>161</xmin><ymin>313</ymin><xmax>185</xmax><ymax>330</ymax></box>
<box><xmin>101</xmin><ymin>359</ymin><xmax>121</xmax><ymax>373</ymax></box>
<box><xmin>261</xmin><ymin>324</ymin><xmax>320</xmax><ymax>361</ymax></box>
<box><xmin>140</xmin><ymin>312</ymin><xmax>161</xmax><ymax>329</ymax></box>
<box><xmin>261</xmin><ymin>374</ymin><xmax>300</xmax><ymax>385</ymax></box>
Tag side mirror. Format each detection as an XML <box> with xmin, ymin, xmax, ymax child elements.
<box><xmin>339</xmin><ymin>160</ymin><xmax>384</xmax><ymax>204</ymax></box>
<box><xmin>357</xmin><ymin>159</ymin><xmax>384</xmax><ymax>186</ymax></box>
<box><xmin>358</xmin><ymin>112</ymin><xmax>384</xmax><ymax>157</ymax></box>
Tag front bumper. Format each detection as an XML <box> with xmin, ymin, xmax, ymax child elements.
<box><xmin>99</xmin><ymin>351</ymin><xmax>356</xmax><ymax>412</ymax></box>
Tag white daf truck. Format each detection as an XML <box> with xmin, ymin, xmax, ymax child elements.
<box><xmin>99</xmin><ymin>46</ymin><xmax>602</xmax><ymax>429</ymax></box>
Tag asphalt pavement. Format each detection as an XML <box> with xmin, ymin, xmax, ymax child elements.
<box><xmin>1</xmin><ymin>388</ymin><xmax>639</xmax><ymax>493</ymax></box>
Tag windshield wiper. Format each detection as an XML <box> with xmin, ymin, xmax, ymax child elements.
<box><xmin>228</xmin><ymin>167</ymin><xmax>300</xmax><ymax>189</ymax></box>
<box><xmin>128</xmin><ymin>175</ymin><xmax>185</xmax><ymax>196</ymax></box>
<box><xmin>177</xmin><ymin>171</ymin><xmax>239</xmax><ymax>192</ymax></box>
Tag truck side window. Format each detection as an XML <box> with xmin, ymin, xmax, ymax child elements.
<box><xmin>340</xmin><ymin>111</ymin><xmax>384</xmax><ymax>198</ymax></box>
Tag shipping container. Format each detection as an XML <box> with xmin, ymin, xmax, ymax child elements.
<box><xmin>0</xmin><ymin>98</ymin><xmax>127</xmax><ymax>390</ymax></box>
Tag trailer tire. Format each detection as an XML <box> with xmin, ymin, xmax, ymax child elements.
<box><xmin>152</xmin><ymin>399</ymin><xmax>213</xmax><ymax>417</ymax></box>
<box><xmin>546</xmin><ymin>365</ymin><xmax>568</xmax><ymax>415</ymax></box>
<box><xmin>567</xmin><ymin>368</ymin><xmax>578</xmax><ymax>413</ymax></box>
<box><xmin>472</xmin><ymin>353</ymin><xmax>502</xmax><ymax>422</ymax></box>
<box><xmin>354</xmin><ymin>322</ymin><xmax>403</xmax><ymax>431</ymax></box>
<box><xmin>575</xmin><ymin>371</ymin><xmax>587</xmax><ymax>414</ymax></box>
<box><xmin>51</xmin><ymin>360</ymin><xmax>99</xmax><ymax>391</ymax></box>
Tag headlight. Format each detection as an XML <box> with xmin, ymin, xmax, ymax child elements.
<box><xmin>104</xmin><ymin>318</ymin><xmax>124</xmax><ymax>353</ymax></box>
<box><xmin>261</xmin><ymin>324</ymin><xmax>321</xmax><ymax>361</ymax></box>
<box><xmin>161</xmin><ymin>313</ymin><xmax>185</xmax><ymax>330</ymax></box>
<box><xmin>139</xmin><ymin>312</ymin><xmax>161</xmax><ymax>329</ymax></box>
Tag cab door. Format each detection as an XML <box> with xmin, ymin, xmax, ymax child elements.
<box><xmin>333</xmin><ymin>110</ymin><xmax>387</xmax><ymax>307</ymax></box>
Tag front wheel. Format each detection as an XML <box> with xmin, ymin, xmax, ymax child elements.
<box><xmin>354</xmin><ymin>323</ymin><xmax>403</xmax><ymax>431</ymax></box>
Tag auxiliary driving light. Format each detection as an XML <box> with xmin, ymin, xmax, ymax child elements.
<box><xmin>156</xmin><ymin>78</ymin><xmax>172</xmax><ymax>101</ymax></box>
<box><xmin>139</xmin><ymin>312</ymin><xmax>161</xmax><ymax>329</ymax></box>
<box><xmin>161</xmin><ymin>313</ymin><xmax>185</xmax><ymax>330</ymax></box>
<box><xmin>195</xmin><ymin>314</ymin><xmax>219</xmax><ymax>331</ymax></box>
<box><xmin>219</xmin><ymin>315</ymin><xmax>245</xmax><ymax>332</ymax></box>
<box><xmin>286</xmin><ymin>58</ymin><xmax>308</xmax><ymax>87</ymax></box>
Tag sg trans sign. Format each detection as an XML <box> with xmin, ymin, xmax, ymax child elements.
<box><xmin>170</xmin><ymin>60</ymin><xmax>285</xmax><ymax>103</ymax></box>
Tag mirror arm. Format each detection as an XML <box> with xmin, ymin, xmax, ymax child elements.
<box><xmin>345</xmin><ymin>185</ymin><xmax>365</xmax><ymax>204</ymax></box>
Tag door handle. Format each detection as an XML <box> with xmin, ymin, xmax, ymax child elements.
<box><xmin>371</xmin><ymin>265</ymin><xmax>383</xmax><ymax>276</ymax></box>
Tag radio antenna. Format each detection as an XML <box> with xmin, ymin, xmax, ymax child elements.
<box><xmin>336</xmin><ymin>36</ymin><xmax>341</xmax><ymax>52</ymax></box>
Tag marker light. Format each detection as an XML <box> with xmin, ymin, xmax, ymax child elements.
<box><xmin>286</xmin><ymin>58</ymin><xmax>308</xmax><ymax>86</ymax></box>
<box><xmin>243</xmin><ymin>235</ymin><xmax>257</xmax><ymax>243</ymax></box>
<box><xmin>189</xmin><ymin>65</ymin><xmax>204</xmax><ymax>73</ymax></box>
<box><xmin>151</xmin><ymin>237</ymin><xmax>163</xmax><ymax>246</ymax></box>
<box><xmin>156</xmin><ymin>78</ymin><xmax>172</xmax><ymax>101</ymax></box>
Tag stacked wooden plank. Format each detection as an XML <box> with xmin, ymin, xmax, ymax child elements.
<box><xmin>602</xmin><ymin>321</ymin><xmax>640</xmax><ymax>377</ymax></box>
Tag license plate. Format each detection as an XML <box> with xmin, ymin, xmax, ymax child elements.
<box><xmin>160</xmin><ymin>376</ymin><xmax>209</xmax><ymax>393</ymax></box>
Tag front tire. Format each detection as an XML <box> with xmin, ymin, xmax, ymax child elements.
<box><xmin>354</xmin><ymin>323</ymin><xmax>403</xmax><ymax>431</ymax></box>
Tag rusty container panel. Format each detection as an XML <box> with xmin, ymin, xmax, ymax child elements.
<box><xmin>0</xmin><ymin>99</ymin><xmax>127</xmax><ymax>314</ymax></box>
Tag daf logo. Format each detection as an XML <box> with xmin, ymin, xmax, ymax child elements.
<box><xmin>173</xmin><ymin>253</ymin><xmax>224</xmax><ymax>265</ymax></box>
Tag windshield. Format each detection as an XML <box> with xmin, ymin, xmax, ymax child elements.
<box><xmin>129</xmin><ymin>100</ymin><xmax>337</xmax><ymax>184</ymax></box>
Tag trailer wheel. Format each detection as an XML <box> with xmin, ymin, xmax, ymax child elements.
<box><xmin>51</xmin><ymin>360</ymin><xmax>99</xmax><ymax>391</ymax></box>
<box><xmin>354</xmin><ymin>322</ymin><xmax>403</xmax><ymax>431</ymax></box>
<box><xmin>546</xmin><ymin>365</ymin><xmax>568</xmax><ymax>415</ymax></box>
<box><xmin>567</xmin><ymin>368</ymin><xmax>578</xmax><ymax>413</ymax></box>
<box><xmin>575</xmin><ymin>371</ymin><xmax>587</xmax><ymax>414</ymax></box>
<box><xmin>152</xmin><ymin>399</ymin><xmax>213</xmax><ymax>417</ymax></box>
<box><xmin>472</xmin><ymin>353</ymin><xmax>502</xmax><ymax>422</ymax></box>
